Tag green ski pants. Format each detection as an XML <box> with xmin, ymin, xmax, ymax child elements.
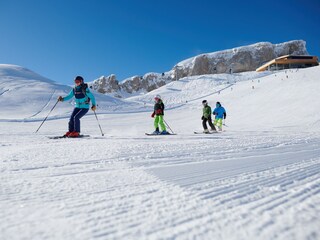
<box><xmin>154</xmin><ymin>115</ymin><xmax>166</xmax><ymax>131</ymax></box>
<box><xmin>214</xmin><ymin>118</ymin><xmax>223</xmax><ymax>129</ymax></box>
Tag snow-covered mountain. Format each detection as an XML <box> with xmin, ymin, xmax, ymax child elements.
<box><xmin>90</xmin><ymin>40</ymin><xmax>308</xmax><ymax>98</ymax></box>
<box><xmin>0</xmin><ymin>64</ymin><xmax>142</xmax><ymax>120</ymax></box>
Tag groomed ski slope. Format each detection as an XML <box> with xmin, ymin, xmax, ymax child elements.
<box><xmin>1</xmin><ymin>65</ymin><xmax>320</xmax><ymax>240</ymax></box>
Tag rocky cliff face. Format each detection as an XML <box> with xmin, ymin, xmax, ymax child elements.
<box><xmin>175</xmin><ymin>40</ymin><xmax>308</xmax><ymax>78</ymax></box>
<box><xmin>91</xmin><ymin>75</ymin><xmax>119</xmax><ymax>94</ymax></box>
<box><xmin>90</xmin><ymin>40</ymin><xmax>308</xmax><ymax>98</ymax></box>
<box><xmin>90</xmin><ymin>72</ymin><xmax>172</xmax><ymax>98</ymax></box>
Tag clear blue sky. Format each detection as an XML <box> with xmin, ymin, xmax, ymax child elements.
<box><xmin>0</xmin><ymin>0</ymin><xmax>319</xmax><ymax>84</ymax></box>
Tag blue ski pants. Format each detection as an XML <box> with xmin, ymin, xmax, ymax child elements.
<box><xmin>68</xmin><ymin>108</ymin><xmax>89</xmax><ymax>133</ymax></box>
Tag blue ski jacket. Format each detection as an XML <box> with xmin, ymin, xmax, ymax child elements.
<box><xmin>213</xmin><ymin>105</ymin><xmax>226</xmax><ymax>119</ymax></box>
<box><xmin>63</xmin><ymin>85</ymin><xmax>96</xmax><ymax>109</ymax></box>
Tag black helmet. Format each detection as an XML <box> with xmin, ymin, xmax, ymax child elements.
<box><xmin>75</xmin><ymin>76</ymin><xmax>84</xmax><ymax>82</ymax></box>
<box><xmin>216</xmin><ymin>101</ymin><xmax>221</xmax><ymax>106</ymax></box>
<box><xmin>202</xmin><ymin>100</ymin><xmax>207</xmax><ymax>105</ymax></box>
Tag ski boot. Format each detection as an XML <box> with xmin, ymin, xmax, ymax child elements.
<box><xmin>210</xmin><ymin>128</ymin><xmax>217</xmax><ymax>133</ymax></box>
<box><xmin>203</xmin><ymin>129</ymin><xmax>210</xmax><ymax>134</ymax></box>
<box><xmin>152</xmin><ymin>128</ymin><xmax>160</xmax><ymax>135</ymax></box>
<box><xmin>64</xmin><ymin>131</ymin><xmax>72</xmax><ymax>137</ymax></box>
<box><xmin>68</xmin><ymin>131</ymin><xmax>80</xmax><ymax>137</ymax></box>
<box><xmin>160</xmin><ymin>130</ymin><xmax>169</xmax><ymax>135</ymax></box>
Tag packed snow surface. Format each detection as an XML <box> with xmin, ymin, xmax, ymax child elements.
<box><xmin>1</xmin><ymin>64</ymin><xmax>320</xmax><ymax>239</ymax></box>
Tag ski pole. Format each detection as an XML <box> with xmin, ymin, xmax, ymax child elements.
<box><xmin>223</xmin><ymin>119</ymin><xmax>228</xmax><ymax>127</ymax></box>
<box><xmin>93</xmin><ymin>110</ymin><xmax>104</xmax><ymax>136</ymax></box>
<box><xmin>35</xmin><ymin>99</ymin><xmax>59</xmax><ymax>133</ymax></box>
<box><xmin>163</xmin><ymin>119</ymin><xmax>175</xmax><ymax>134</ymax></box>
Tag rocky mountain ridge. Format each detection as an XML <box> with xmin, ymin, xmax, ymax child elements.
<box><xmin>90</xmin><ymin>40</ymin><xmax>308</xmax><ymax>98</ymax></box>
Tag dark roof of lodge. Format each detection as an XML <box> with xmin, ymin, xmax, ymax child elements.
<box><xmin>256</xmin><ymin>55</ymin><xmax>319</xmax><ymax>72</ymax></box>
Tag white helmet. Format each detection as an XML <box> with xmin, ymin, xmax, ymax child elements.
<box><xmin>154</xmin><ymin>94</ymin><xmax>161</xmax><ymax>101</ymax></box>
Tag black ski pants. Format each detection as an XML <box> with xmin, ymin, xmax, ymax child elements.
<box><xmin>202</xmin><ymin>116</ymin><xmax>216</xmax><ymax>130</ymax></box>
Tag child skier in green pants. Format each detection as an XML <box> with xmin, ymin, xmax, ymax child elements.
<box><xmin>151</xmin><ymin>95</ymin><xmax>168</xmax><ymax>135</ymax></box>
<box><xmin>213</xmin><ymin>101</ymin><xmax>227</xmax><ymax>131</ymax></box>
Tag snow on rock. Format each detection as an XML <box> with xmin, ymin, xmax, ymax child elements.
<box><xmin>89</xmin><ymin>72</ymin><xmax>173</xmax><ymax>98</ymax></box>
<box><xmin>175</xmin><ymin>40</ymin><xmax>308</xmax><ymax>78</ymax></box>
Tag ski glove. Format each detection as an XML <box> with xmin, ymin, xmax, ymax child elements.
<box><xmin>201</xmin><ymin>116</ymin><xmax>204</xmax><ymax>120</ymax></box>
<box><xmin>91</xmin><ymin>105</ymin><xmax>96</xmax><ymax>111</ymax></box>
<box><xmin>58</xmin><ymin>96</ymin><xmax>63</xmax><ymax>102</ymax></box>
<box><xmin>151</xmin><ymin>112</ymin><xmax>155</xmax><ymax>118</ymax></box>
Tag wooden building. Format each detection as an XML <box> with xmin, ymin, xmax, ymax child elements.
<box><xmin>256</xmin><ymin>55</ymin><xmax>319</xmax><ymax>72</ymax></box>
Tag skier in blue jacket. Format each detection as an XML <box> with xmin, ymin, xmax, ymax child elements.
<box><xmin>58</xmin><ymin>76</ymin><xmax>96</xmax><ymax>137</ymax></box>
<box><xmin>213</xmin><ymin>101</ymin><xmax>226</xmax><ymax>131</ymax></box>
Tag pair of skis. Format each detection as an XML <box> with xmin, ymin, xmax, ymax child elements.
<box><xmin>48</xmin><ymin>135</ymin><xmax>90</xmax><ymax>139</ymax></box>
<box><xmin>145</xmin><ymin>132</ymin><xmax>176</xmax><ymax>136</ymax></box>
<box><xmin>194</xmin><ymin>131</ymin><xmax>221</xmax><ymax>134</ymax></box>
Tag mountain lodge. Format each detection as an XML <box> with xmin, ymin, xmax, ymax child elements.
<box><xmin>256</xmin><ymin>55</ymin><xmax>319</xmax><ymax>72</ymax></box>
